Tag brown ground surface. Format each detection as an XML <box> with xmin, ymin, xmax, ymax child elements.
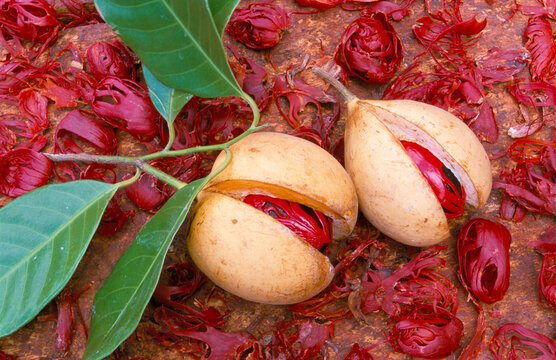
<box><xmin>0</xmin><ymin>0</ymin><xmax>555</xmax><ymax>359</ymax></box>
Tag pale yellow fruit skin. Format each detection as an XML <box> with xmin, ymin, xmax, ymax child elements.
<box><xmin>187</xmin><ymin>132</ymin><xmax>358</xmax><ymax>304</ymax></box>
<box><xmin>204</xmin><ymin>131</ymin><xmax>358</xmax><ymax>240</ymax></box>
<box><xmin>187</xmin><ymin>193</ymin><xmax>335</xmax><ymax>305</ymax></box>
<box><xmin>345</xmin><ymin>99</ymin><xmax>492</xmax><ymax>247</ymax></box>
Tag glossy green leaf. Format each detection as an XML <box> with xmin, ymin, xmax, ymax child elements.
<box><xmin>95</xmin><ymin>0</ymin><xmax>243</xmax><ymax>98</ymax></box>
<box><xmin>0</xmin><ymin>181</ymin><xmax>118</xmax><ymax>337</ymax></box>
<box><xmin>208</xmin><ymin>0</ymin><xmax>241</xmax><ymax>35</ymax></box>
<box><xmin>82</xmin><ymin>178</ymin><xmax>209</xmax><ymax>360</ymax></box>
<box><xmin>143</xmin><ymin>64</ymin><xmax>192</xmax><ymax>124</ymax></box>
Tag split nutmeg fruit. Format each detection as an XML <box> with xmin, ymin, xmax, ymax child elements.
<box><xmin>313</xmin><ymin>67</ymin><xmax>492</xmax><ymax>247</ymax></box>
<box><xmin>186</xmin><ymin>132</ymin><xmax>358</xmax><ymax>304</ymax></box>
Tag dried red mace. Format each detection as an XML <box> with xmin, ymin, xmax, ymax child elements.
<box><xmin>401</xmin><ymin>141</ymin><xmax>465</xmax><ymax>219</ymax></box>
<box><xmin>529</xmin><ymin>233</ymin><xmax>556</xmax><ymax>311</ymax></box>
<box><xmin>86</xmin><ymin>40</ymin><xmax>136</xmax><ymax>81</ymax></box>
<box><xmin>0</xmin><ymin>148</ymin><xmax>52</xmax><ymax>197</ymax></box>
<box><xmin>227</xmin><ymin>44</ymin><xmax>270</xmax><ymax>110</ymax></box>
<box><xmin>342</xmin><ymin>343</ymin><xmax>375</xmax><ymax>360</ymax></box>
<box><xmin>489</xmin><ymin>323</ymin><xmax>556</xmax><ymax>360</ymax></box>
<box><xmin>243</xmin><ymin>194</ymin><xmax>333</xmax><ymax>251</ymax></box>
<box><xmin>457</xmin><ymin>218</ymin><xmax>511</xmax><ymax>303</ymax></box>
<box><xmin>334</xmin><ymin>13</ymin><xmax>402</xmax><ymax>85</ymax></box>
<box><xmin>170</xmin><ymin>325</ymin><xmax>263</xmax><ymax>360</ymax></box>
<box><xmin>388</xmin><ymin>305</ymin><xmax>464</xmax><ymax>359</ymax></box>
<box><xmin>91</xmin><ymin>77</ymin><xmax>158</xmax><ymax>142</ymax></box>
<box><xmin>524</xmin><ymin>15</ymin><xmax>556</xmax><ymax>81</ymax></box>
<box><xmin>272</xmin><ymin>66</ymin><xmax>340</xmax><ymax>151</ymax></box>
<box><xmin>53</xmin><ymin>109</ymin><xmax>118</xmax><ymax>180</ymax></box>
<box><xmin>358</xmin><ymin>0</ymin><xmax>416</xmax><ymax>21</ymax></box>
<box><xmin>0</xmin><ymin>350</ymin><xmax>16</xmax><ymax>360</ymax></box>
<box><xmin>295</xmin><ymin>0</ymin><xmax>342</xmax><ymax>11</ymax></box>
<box><xmin>0</xmin><ymin>0</ymin><xmax>60</xmax><ymax>44</ymax></box>
<box><xmin>538</xmin><ymin>251</ymin><xmax>556</xmax><ymax>311</ymax></box>
<box><xmin>495</xmin><ymin>139</ymin><xmax>556</xmax><ymax>220</ymax></box>
<box><xmin>266</xmin><ymin>318</ymin><xmax>334</xmax><ymax>360</ymax></box>
<box><xmin>153</xmin><ymin>262</ymin><xmax>206</xmax><ymax>310</ymax></box>
<box><xmin>94</xmin><ymin>193</ymin><xmax>134</xmax><ymax>236</ymax></box>
<box><xmin>226</xmin><ymin>2</ymin><xmax>290</xmax><ymax>50</ymax></box>
<box><xmin>357</xmin><ymin>245</ymin><xmax>458</xmax><ymax>316</ymax></box>
<box><xmin>51</xmin><ymin>283</ymin><xmax>93</xmax><ymax>354</ymax></box>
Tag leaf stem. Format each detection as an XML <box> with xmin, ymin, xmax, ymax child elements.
<box><xmin>312</xmin><ymin>67</ymin><xmax>356</xmax><ymax>102</ymax></box>
<box><xmin>143</xmin><ymin>163</ymin><xmax>187</xmax><ymax>189</ymax></box>
<box><xmin>116</xmin><ymin>169</ymin><xmax>141</xmax><ymax>189</ymax></box>
<box><xmin>162</xmin><ymin>122</ymin><xmax>176</xmax><ymax>152</ymax></box>
<box><xmin>140</xmin><ymin>92</ymin><xmax>264</xmax><ymax>161</ymax></box>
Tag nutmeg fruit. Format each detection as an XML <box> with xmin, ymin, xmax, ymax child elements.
<box><xmin>314</xmin><ymin>68</ymin><xmax>492</xmax><ymax>247</ymax></box>
<box><xmin>186</xmin><ymin>132</ymin><xmax>358</xmax><ymax>304</ymax></box>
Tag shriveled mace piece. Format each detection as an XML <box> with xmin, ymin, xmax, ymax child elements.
<box><xmin>313</xmin><ymin>68</ymin><xmax>492</xmax><ymax>246</ymax></box>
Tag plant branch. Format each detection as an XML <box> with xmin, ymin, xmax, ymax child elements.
<box><xmin>42</xmin><ymin>92</ymin><xmax>262</xmax><ymax>189</ymax></box>
<box><xmin>43</xmin><ymin>153</ymin><xmax>186</xmax><ymax>189</ymax></box>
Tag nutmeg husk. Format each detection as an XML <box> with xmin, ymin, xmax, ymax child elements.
<box><xmin>186</xmin><ymin>132</ymin><xmax>358</xmax><ymax>304</ymax></box>
<box><xmin>345</xmin><ymin>99</ymin><xmax>492</xmax><ymax>247</ymax></box>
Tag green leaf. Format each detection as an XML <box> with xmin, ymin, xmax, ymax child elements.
<box><xmin>207</xmin><ymin>0</ymin><xmax>241</xmax><ymax>35</ymax></box>
<box><xmin>95</xmin><ymin>0</ymin><xmax>242</xmax><ymax>98</ymax></box>
<box><xmin>143</xmin><ymin>64</ymin><xmax>192</xmax><ymax>124</ymax></box>
<box><xmin>82</xmin><ymin>178</ymin><xmax>209</xmax><ymax>360</ymax></box>
<box><xmin>0</xmin><ymin>181</ymin><xmax>118</xmax><ymax>337</ymax></box>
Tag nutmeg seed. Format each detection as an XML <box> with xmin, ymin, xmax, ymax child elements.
<box><xmin>312</xmin><ymin>67</ymin><xmax>492</xmax><ymax>247</ymax></box>
<box><xmin>345</xmin><ymin>99</ymin><xmax>492</xmax><ymax>247</ymax></box>
<box><xmin>186</xmin><ymin>132</ymin><xmax>358</xmax><ymax>304</ymax></box>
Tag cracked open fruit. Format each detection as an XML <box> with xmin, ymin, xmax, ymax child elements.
<box><xmin>186</xmin><ymin>132</ymin><xmax>358</xmax><ymax>304</ymax></box>
<box><xmin>314</xmin><ymin>68</ymin><xmax>492</xmax><ymax>247</ymax></box>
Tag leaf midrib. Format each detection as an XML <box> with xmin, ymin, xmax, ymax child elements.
<box><xmin>87</xmin><ymin>204</ymin><xmax>186</xmax><ymax>353</ymax></box>
<box><xmin>0</xmin><ymin>186</ymin><xmax>115</xmax><ymax>286</ymax></box>
<box><xmin>158</xmin><ymin>0</ymin><xmax>239</xmax><ymax>94</ymax></box>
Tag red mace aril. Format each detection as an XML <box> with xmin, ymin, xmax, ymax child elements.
<box><xmin>86</xmin><ymin>40</ymin><xmax>135</xmax><ymax>81</ymax></box>
<box><xmin>0</xmin><ymin>350</ymin><xmax>16</xmax><ymax>360</ymax></box>
<box><xmin>94</xmin><ymin>193</ymin><xmax>134</xmax><ymax>236</ymax></box>
<box><xmin>54</xmin><ymin>109</ymin><xmax>117</xmax><ymax>155</ymax></box>
<box><xmin>342</xmin><ymin>343</ymin><xmax>375</xmax><ymax>360</ymax></box>
<box><xmin>268</xmin><ymin>318</ymin><xmax>333</xmax><ymax>359</ymax></box>
<box><xmin>358</xmin><ymin>245</ymin><xmax>458</xmax><ymax>316</ymax></box>
<box><xmin>389</xmin><ymin>305</ymin><xmax>464</xmax><ymax>359</ymax></box>
<box><xmin>226</xmin><ymin>3</ymin><xmax>290</xmax><ymax>50</ymax></box>
<box><xmin>0</xmin><ymin>148</ymin><xmax>52</xmax><ymax>197</ymax></box>
<box><xmin>171</xmin><ymin>325</ymin><xmax>262</xmax><ymax>360</ymax></box>
<box><xmin>227</xmin><ymin>45</ymin><xmax>270</xmax><ymax>110</ymax></box>
<box><xmin>359</xmin><ymin>1</ymin><xmax>416</xmax><ymax>22</ymax></box>
<box><xmin>0</xmin><ymin>0</ymin><xmax>60</xmax><ymax>43</ymax></box>
<box><xmin>489</xmin><ymin>323</ymin><xmax>556</xmax><ymax>360</ymax></box>
<box><xmin>401</xmin><ymin>141</ymin><xmax>466</xmax><ymax>219</ymax></box>
<box><xmin>18</xmin><ymin>88</ymin><xmax>48</xmax><ymax>132</ymax></box>
<box><xmin>524</xmin><ymin>15</ymin><xmax>556</xmax><ymax>81</ymax></box>
<box><xmin>457</xmin><ymin>218</ymin><xmax>511</xmax><ymax>303</ymax></box>
<box><xmin>53</xmin><ymin>283</ymin><xmax>93</xmax><ymax>354</ymax></box>
<box><xmin>295</xmin><ymin>0</ymin><xmax>342</xmax><ymax>11</ymax></box>
<box><xmin>0</xmin><ymin>59</ymin><xmax>36</xmax><ymax>96</ymax></box>
<box><xmin>243</xmin><ymin>194</ymin><xmax>333</xmax><ymax>251</ymax></box>
<box><xmin>539</xmin><ymin>252</ymin><xmax>556</xmax><ymax>311</ymax></box>
<box><xmin>334</xmin><ymin>13</ymin><xmax>403</xmax><ymax>85</ymax></box>
<box><xmin>530</xmin><ymin>234</ymin><xmax>556</xmax><ymax>311</ymax></box>
<box><xmin>92</xmin><ymin>77</ymin><xmax>158</xmax><ymax>142</ymax></box>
